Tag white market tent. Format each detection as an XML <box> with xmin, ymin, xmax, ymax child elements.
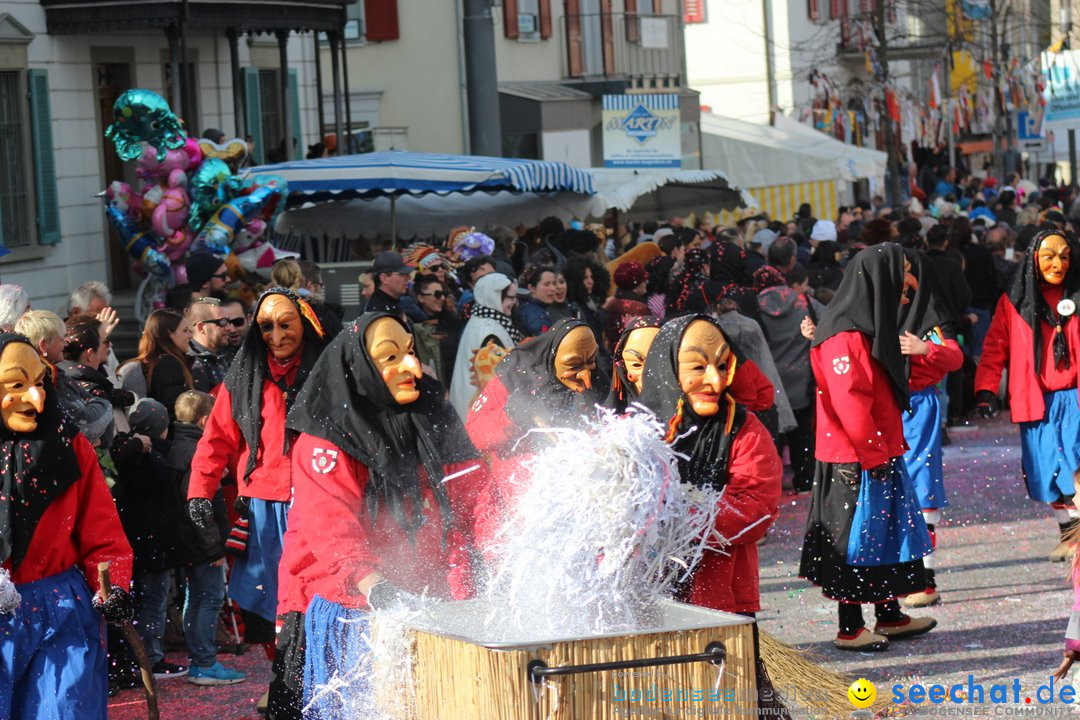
<box><xmin>700</xmin><ymin>112</ymin><xmax>887</xmax><ymax>223</ymax></box>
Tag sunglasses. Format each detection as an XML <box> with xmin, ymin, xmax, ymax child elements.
<box><xmin>420</xmin><ymin>290</ymin><xmax>446</xmax><ymax>299</ymax></box>
<box><xmin>210</xmin><ymin>271</ymin><xmax>229</xmax><ymax>281</ymax></box>
<box><xmin>224</xmin><ymin>317</ymin><xmax>246</xmax><ymax>328</ymax></box>
<box><xmin>200</xmin><ymin>318</ymin><xmax>230</xmax><ymax>328</ymax></box>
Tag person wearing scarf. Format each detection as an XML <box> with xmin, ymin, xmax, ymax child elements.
<box><xmin>603</xmin><ymin>261</ymin><xmax>651</xmax><ymax>351</ymax></box>
<box><xmin>635</xmin><ymin>315</ymin><xmax>783</xmax><ymax>714</ymax></box>
<box><xmin>975</xmin><ymin>229</ymin><xmax>1080</xmax><ymax>562</ymax></box>
<box><xmin>798</xmin><ymin>244</ymin><xmax>935</xmax><ymax>652</ymax></box>
<box><xmin>449</xmin><ymin>272</ymin><xmax>523</xmax><ymax>419</ymax></box>
<box><xmin>606</xmin><ymin>316</ymin><xmax>660</xmax><ymax>414</ymax></box>
<box><xmin>282</xmin><ymin>313</ymin><xmax>497</xmax><ymax>718</ymax></box>
<box><xmin>0</xmin><ymin>333</ymin><xmax>133</xmax><ymax>720</ymax></box>
<box><xmin>186</xmin><ymin>289</ymin><xmax>325</xmax><ymax>692</ymax></box>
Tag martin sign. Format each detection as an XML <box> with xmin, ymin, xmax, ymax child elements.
<box><xmin>602</xmin><ymin>94</ymin><xmax>681</xmax><ymax>168</ymax></box>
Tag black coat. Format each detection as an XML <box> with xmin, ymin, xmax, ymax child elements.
<box><xmin>925</xmin><ymin>248</ymin><xmax>972</xmax><ymax>325</ymax></box>
<box><xmin>168</xmin><ymin>422</ymin><xmax>229</xmax><ymax>563</ymax></box>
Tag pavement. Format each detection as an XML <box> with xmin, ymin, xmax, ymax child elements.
<box><xmin>758</xmin><ymin>416</ymin><xmax>1079</xmax><ymax>717</ymax></box>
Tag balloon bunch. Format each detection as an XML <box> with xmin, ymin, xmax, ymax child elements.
<box><xmin>101</xmin><ymin>89</ymin><xmax>289</xmax><ymax>280</ymax></box>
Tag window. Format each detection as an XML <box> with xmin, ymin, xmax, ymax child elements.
<box><xmin>345</xmin><ymin>1</ymin><xmax>364</xmax><ymax>41</ymax></box>
<box><xmin>244</xmin><ymin>68</ymin><xmax>302</xmax><ymax>164</ymax></box>
<box><xmin>0</xmin><ymin>72</ymin><xmax>30</xmax><ymax>248</ymax></box>
<box><xmin>162</xmin><ymin>56</ymin><xmax>200</xmax><ymax>136</ymax></box>
<box><xmin>504</xmin><ymin>0</ymin><xmax>552</xmax><ymax>40</ymax></box>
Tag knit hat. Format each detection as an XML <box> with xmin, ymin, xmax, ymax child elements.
<box><xmin>186</xmin><ymin>252</ymin><xmax>224</xmax><ymax>290</ymax></box>
<box><xmin>613</xmin><ymin>261</ymin><xmax>647</xmax><ymax>291</ymax></box>
<box><xmin>810</xmin><ymin>220</ymin><xmax>837</xmax><ymax>242</ymax></box>
<box><xmin>129</xmin><ymin>398</ymin><xmax>170</xmax><ymax>439</ymax></box>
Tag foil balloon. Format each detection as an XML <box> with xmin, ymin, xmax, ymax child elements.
<box><xmin>152</xmin><ymin>186</ymin><xmax>190</xmax><ymax>238</ymax></box>
<box><xmin>105</xmin><ymin>181</ymin><xmax>136</xmax><ymax>216</ymax></box>
<box><xmin>237</xmin><ymin>174</ymin><xmax>288</xmax><ymax>228</ymax></box>
<box><xmin>137</xmin><ymin>145</ymin><xmax>192</xmax><ymax>189</ymax></box>
<box><xmin>105</xmin><ymin>204</ymin><xmax>171</xmax><ymax>277</ymax></box>
<box><xmin>188</xmin><ymin>158</ymin><xmax>234</xmax><ymax>233</ymax></box>
<box><xmin>105</xmin><ymin>89</ymin><xmax>186</xmax><ymax>162</ymax></box>
<box><xmin>192</xmin><ymin>185</ymin><xmax>281</xmax><ymax>255</ymax></box>
<box><xmin>160</xmin><ymin>229</ymin><xmax>193</xmax><ymax>262</ymax></box>
<box><xmin>197</xmin><ymin>137</ymin><xmax>248</xmax><ymax>171</ymax></box>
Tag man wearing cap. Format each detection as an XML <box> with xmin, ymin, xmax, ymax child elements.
<box><xmin>186</xmin><ymin>252</ymin><xmax>229</xmax><ymax>298</ymax></box>
<box><xmin>365</xmin><ymin>251</ymin><xmax>414</xmax><ymax>317</ymax></box>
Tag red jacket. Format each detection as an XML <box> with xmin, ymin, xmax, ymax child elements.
<box><xmin>282</xmin><ymin>432</ymin><xmax>500</xmax><ymax>611</ymax></box>
<box><xmin>188</xmin><ymin>353</ymin><xmax>302</xmax><ymax>502</ymax></box>
<box><xmin>686</xmin><ymin>411</ymin><xmax>781</xmax><ymax>613</ymax></box>
<box><xmin>9</xmin><ymin>433</ymin><xmax>133</xmax><ymax>594</ymax></box>
<box><xmin>812</xmin><ymin>331</ymin><xmax>906</xmax><ymax>468</ymax></box>
<box><xmin>908</xmin><ymin>333</ymin><xmax>963</xmax><ymax>391</ymax></box>
<box><xmin>976</xmin><ymin>291</ymin><xmax>1080</xmax><ymax>423</ymax></box>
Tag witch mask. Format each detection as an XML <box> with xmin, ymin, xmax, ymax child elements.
<box><xmin>364</xmin><ymin>316</ymin><xmax>422</xmax><ymax>405</ymax></box>
<box><xmin>554</xmin><ymin>325</ymin><xmax>599</xmax><ymax>393</ymax></box>
<box><xmin>258</xmin><ymin>294</ymin><xmax>304</xmax><ymax>361</ymax></box>
<box><xmin>621</xmin><ymin>326</ymin><xmax>660</xmax><ymax>394</ymax></box>
<box><xmin>677</xmin><ymin>319</ymin><xmax>732</xmax><ymax>417</ymax></box>
<box><xmin>1038</xmin><ymin>233</ymin><xmax>1070</xmax><ymax>286</ymax></box>
<box><xmin>900</xmin><ymin>256</ymin><xmax>919</xmax><ymax>305</ymax></box>
<box><xmin>0</xmin><ymin>342</ymin><xmax>47</xmax><ymax>433</ymax></box>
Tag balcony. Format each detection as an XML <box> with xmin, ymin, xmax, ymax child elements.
<box><xmin>560</xmin><ymin>13</ymin><xmax>684</xmax><ymax>88</ymax></box>
<box><xmin>39</xmin><ymin>0</ymin><xmax>351</xmax><ymax>34</ymax></box>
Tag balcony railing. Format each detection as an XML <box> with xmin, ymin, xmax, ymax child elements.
<box><xmin>560</xmin><ymin>13</ymin><xmax>684</xmax><ymax>86</ymax></box>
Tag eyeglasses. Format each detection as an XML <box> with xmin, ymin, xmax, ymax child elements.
<box><xmin>419</xmin><ymin>290</ymin><xmax>446</xmax><ymax>299</ymax></box>
<box><xmin>427</xmin><ymin>264</ymin><xmax>444</xmax><ymax>272</ymax></box>
<box><xmin>224</xmin><ymin>317</ymin><xmax>246</xmax><ymax>328</ymax></box>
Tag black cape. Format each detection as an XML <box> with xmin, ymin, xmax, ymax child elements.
<box><xmin>810</xmin><ymin>243</ymin><xmax>909</xmax><ymax>410</ymax></box>
<box><xmin>901</xmin><ymin>248</ymin><xmax>956</xmax><ymax>342</ymax></box>
<box><xmin>0</xmin><ymin>334</ymin><xmax>81</xmax><ymax>569</ymax></box>
<box><xmin>496</xmin><ymin>317</ymin><xmax>608</xmax><ymax>431</ymax></box>
<box><xmin>226</xmin><ymin>288</ymin><xmax>326</xmax><ymax>484</ymax></box>
<box><xmin>636</xmin><ymin>315</ymin><xmax>746</xmax><ymax>492</ymax></box>
<box><xmin>606</xmin><ymin>315</ymin><xmax>660</xmax><ymax>414</ymax></box>
<box><xmin>286</xmin><ymin>313</ymin><xmax>479</xmax><ymax>536</ymax></box>
<box><xmin>1007</xmin><ymin>228</ymin><xmax>1080</xmax><ymax>372</ymax></box>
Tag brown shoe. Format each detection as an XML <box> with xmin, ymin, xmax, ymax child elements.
<box><xmin>874</xmin><ymin>614</ymin><xmax>936</xmax><ymax>640</ymax></box>
<box><xmin>257</xmin><ymin>690</ymin><xmax>269</xmax><ymax>714</ymax></box>
<box><xmin>902</xmin><ymin>588</ymin><xmax>941</xmax><ymax>608</ymax></box>
<box><xmin>1049</xmin><ymin>539</ymin><xmax>1075</xmax><ymax>562</ymax></box>
<box><xmin>834</xmin><ymin>627</ymin><xmax>890</xmax><ymax>652</ymax></box>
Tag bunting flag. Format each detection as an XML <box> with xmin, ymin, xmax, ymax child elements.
<box><xmin>983</xmin><ymin>60</ymin><xmax>994</xmax><ymax>79</ymax></box>
<box><xmin>930</xmin><ymin>64</ymin><xmax>942</xmax><ymax>109</ymax></box>
<box><xmin>886</xmin><ymin>88</ymin><xmax>901</xmax><ymax>123</ymax></box>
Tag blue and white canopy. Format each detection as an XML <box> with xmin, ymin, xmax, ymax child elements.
<box><xmin>251</xmin><ymin>150</ymin><xmax>595</xmax><ymax>201</ymax></box>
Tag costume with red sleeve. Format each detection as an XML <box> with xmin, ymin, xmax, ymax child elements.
<box><xmin>904</xmin><ymin>329</ymin><xmax>963</xmax><ymax>510</ymax></box>
<box><xmin>0</xmin><ymin>334</ymin><xmax>133</xmax><ymax>720</ymax></box>
<box><xmin>283</xmin><ymin>314</ymin><xmax>499</xmax><ymax>717</ymax></box>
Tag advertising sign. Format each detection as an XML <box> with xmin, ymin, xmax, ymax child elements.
<box><xmin>602</xmin><ymin>94</ymin><xmax>681</xmax><ymax>169</ymax></box>
<box><xmin>1044</xmin><ymin>51</ymin><xmax>1080</xmax><ymax>123</ymax></box>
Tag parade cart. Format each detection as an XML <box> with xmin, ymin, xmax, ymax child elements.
<box><xmin>387</xmin><ymin>599</ymin><xmax>756</xmax><ymax>720</ymax></box>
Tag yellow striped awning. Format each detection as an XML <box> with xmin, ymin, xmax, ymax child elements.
<box><xmin>714</xmin><ymin>180</ymin><xmax>838</xmax><ymax>227</ymax></box>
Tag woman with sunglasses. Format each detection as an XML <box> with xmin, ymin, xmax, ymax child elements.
<box><xmin>122</xmin><ymin>309</ymin><xmax>194</xmax><ymax>421</ymax></box>
<box><xmin>411</xmin><ymin>275</ymin><xmax>462</xmax><ymax>384</ymax></box>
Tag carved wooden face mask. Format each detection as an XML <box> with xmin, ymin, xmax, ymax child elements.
<box><xmin>257</xmin><ymin>294</ymin><xmax>304</xmax><ymax>361</ymax></box>
<box><xmin>554</xmin><ymin>325</ymin><xmax>598</xmax><ymax>393</ymax></box>
<box><xmin>1038</xmin><ymin>234</ymin><xmax>1070</xmax><ymax>286</ymax></box>
<box><xmin>0</xmin><ymin>342</ymin><xmax>47</xmax><ymax>433</ymax></box>
<box><xmin>364</xmin><ymin>316</ymin><xmax>422</xmax><ymax>405</ymax></box>
<box><xmin>621</xmin><ymin>326</ymin><xmax>660</xmax><ymax>394</ymax></box>
<box><xmin>676</xmin><ymin>319</ymin><xmax>732</xmax><ymax>417</ymax></box>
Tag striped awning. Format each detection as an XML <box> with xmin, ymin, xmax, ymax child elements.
<box><xmin>251</xmin><ymin>150</ymin><xmax>595</xmax><ymax>202</ymax></box>
<box><xmin>716</xmin><ymin>179</ymin><xmax>837</xmax><ymax>227</ymax></box>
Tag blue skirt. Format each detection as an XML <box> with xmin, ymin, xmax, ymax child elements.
<box><xmin>303</xmin><ymin>595</ymin><xmax>372</xmax><ymax>719</ymax></box>
<box><xmin>846</xmin><ymin>460</ymin><xmax>933</xmax><ymax>567</ymax></box>
<box><xmin>903</xmin><ymin>387</ymin><xmax>948</xmax><ymax>510</ymax></box>
<box><xmin>1020</xmin><ymin>389</ymin><xmax>1080</xmax><ymax>503</ymax></box>
<box><xmin>230</xmin><ymin>498</ymin><xmax>289</xmax><ymax>622</ymax></box>
<box><xmin>0</xmin><ymin>567</ymin><xmax>107</xmax><ymax>720</ymax></box>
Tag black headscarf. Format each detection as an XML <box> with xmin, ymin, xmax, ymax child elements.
<box><xmin>1007</xmin><ymin>228</ymin><xmax>1080</xmax><ymax>372</ymax></box>
<box><xmin>809</xmin><ymin>240</ymin><xmax>844</xmax><ymax>291</ymax></box>
<box><xmin>606</xmin><ymin>316</ymin><xmax>661</xmax><ymax>414</ymax></box>
<box><xmin>0</xmin><ymin>334</ymin><xmax>81</xmax><ymax>569</ymax></box>
<box><xmin>226</xmin><ymin>288</ymin><xmax>326</xmax><ymax>484</ymax></box>
<box><xmin>811</xmin><ymin>243</ymin><xmax>909</xmax><ymax>410</ymax></box>
<box><xmin>667</xmin><ymin>249</ymin><xmax>711</xmax><ymax>316</ymax></box>
<box><xmin>901</xmin><ymin>248</ymin><xmax>956</xmax><ymax>341</ymax></box>
<box><xmin>287</xmin><ymin>314</ymin><xmax>479</xmax><ymax>536</ymax></box>
<box><xmin>496</xmin><ymin>317</ymin><xmax>608</xmax><ymax>431</ymax></box>
<box><xmin>636</xmin><ymin>315</ymin><xmax>746</xmax><ymax>491</ymax></box>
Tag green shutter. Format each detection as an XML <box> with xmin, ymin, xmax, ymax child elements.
<box><xmin>243</xmin><ymin>68</ymin><xmax>263</xmax><ymax>164</ymax></box>
<box><xmin>288</xmin><ymin>68</ymin><xmax>302</xmax><ymax>150</ymax></box>
<box><xmin>28</xmin><ymin>69</ymin><xmax>61</xmax><ymax>245</ymax></box>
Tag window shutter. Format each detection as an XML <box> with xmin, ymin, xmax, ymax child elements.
<box><xmin>364</xmin><ymin>0</ymin><xmax>399</xmax><ymax>42</ymax></box>
<box><xmin>505</xmin><ymin>0</ymin><xmax>520</xmax><ymax>39</ymax></box>
<box><xmin>288</xmin><ymin>68</ymin><xmax>302</xmax><ymax>149</ymax></box>
<box><xmin>243</xmin><ymin>68</ymin><xmax>263</xmax><ymax>164</ymax></box>
<box><xmin>684</xmin><ymin>0</ymin><xmax>706</xmax><ymax>22</ymax></box>
<box><xmin>829</xmin><ymin>0</ymin><xmax>841</xmax><ymax>19</ymax></box>
<box><xmin>28</xmin><ymin>69</ymin><xmax>60</xmax><ymax>246</ymax></box>
<box><xmin>625</xmin><ymin>0</ymin><xmax>640</xmax><ymax>42</ymax></box>
<box><xmin>653</xmin><ymin>0</ymin><xmax>663</xmax><ymax>12</ymax></box>
<box><xmin>566</xmin><ymin>0</ymin><xmax>584</xmax><ymax>76</ymax></box>
<box><xmin>601</xmin><ymin>0</ymin><xmax>615</xmax><ymax>75</ymax></box>
<box><xmin>539</xmin><ymin>0</ymin><xmax>552</xmax><ymax>39</ymax></box>
<box><xmin>808</xmin><ymin>0</ymin><xmax>820</xmax><ymax>21</ymax></box>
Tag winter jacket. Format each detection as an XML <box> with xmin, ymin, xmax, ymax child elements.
<box><xmin>189</xmin><ymin>339</ymin><xmax>229</xmax><ymax>393</ymax></box>
<box><xmin>975</xmin><ymin>289</ymin><xmax>1080</xmax><ymax>423</ymax></box>
<box><xmin>518</xmin><ymin>299</ymin><xmax>554</xmax><ymax>337</ymax></box>
<box><xmin>756</xmin><ymin>287</ymin><xmax>825</xmax><ymax>411</ymax></box>
<box><xmin>811</xmin><ymin>331</ymin><xmax>907</xmax><ymax>468</ymax></box>
<box><xmin>168</xmin><ymin>422</ymin><xmax>228</xmax><ymax>563</ymax></box>
<box><xmin>147</xmin><ymin>354</ymin><xmax>193</xmax><ymax>421</ymax></box>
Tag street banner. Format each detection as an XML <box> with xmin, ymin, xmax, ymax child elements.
<box><xmin>602</xmin><ymin>94</ymin><xmax>681</xmax><ymax>169</ymax></box>
<box><xmin>1044</xmin><ymin>51</ymin><xmax>1080</xmax><ymax>122</ymax></box>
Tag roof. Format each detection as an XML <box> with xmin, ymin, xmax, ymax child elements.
<box><xmin>499</xmin><ymin>82</ymin><xmax>595</xmax><ymax>103</ymax></box>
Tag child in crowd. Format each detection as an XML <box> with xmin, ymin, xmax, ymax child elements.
<box><xmin>170</xmin><ymin>390</ymin><xmax>245</xmax><ymax>686</ymax></box>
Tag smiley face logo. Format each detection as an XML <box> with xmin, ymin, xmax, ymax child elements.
<box><xmin>848</xmin><ymin>678</ymin><xmax>876</xmax><ymax>708</ymax></box>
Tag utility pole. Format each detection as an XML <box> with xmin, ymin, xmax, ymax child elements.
<box><xmin>1064</xmin><ymin>1</ymin><xmax>1076</xmax><ymax>187</ymax></box>
<box><xmin>877</xmin><ymin>0</ymin><xmax>902</xmax><ymax>204</ymax></box>
<box><xmin>762</xmin><ymin>0</ymin><xmax>777</xmax><ymax>125</ymax></box>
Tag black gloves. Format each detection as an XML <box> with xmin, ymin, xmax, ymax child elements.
<box><xmin>108</xmin><ymin>387</ymin><xmax>136</xmax><ymax>408</ymax></box>
<box><xmin>975</xmin><ymin>390</ymin><xmax>1000</xmax><ymax>419</ymax></box>
<box><xmin>188</xmin><ymin>498</ymin><xmax>215</xmax><ymax>529</ymax></box>
<box><xmin>93</xmin><ymin>587</ymin><xmax>135</xmax><ymax>625</ymax></box>
<box><xmin>366</xmin><ymin>581</ymin><xmax>423</xmax><ymax>612</ymax></box>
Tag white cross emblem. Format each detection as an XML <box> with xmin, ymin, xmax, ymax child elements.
<box><xmin>311</xmin><ymin>448</ymin><xmax>339</xmax><ymax>474</ymax></box>
<box><xmin>471</xmin><ymin>394</ymin><xmax>487</xmax><ymax>413</ymax></box>
<box><xmin>832</xmin><ymin>356</ymin><xmax>851</xmax><ymax>375</ymax></box>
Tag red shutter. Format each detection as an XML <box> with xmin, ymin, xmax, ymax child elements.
<box><xmin>539</xmin><ymin>0</ymin><xmax>552</xmax><ymax>38</ymax></box>
<box><xmin>364</xmin><ymin>0</ymin><xmax>399</xmax><ymax>41</ymax></box>
<box><xmin>808</xmin><ymin>0</ymin><xmax>819</xmax><ymax>20</ymax></box>
<box><xmin>566</xmin><ymin>0</ymin><xmax>584</xmax><ymax>76</ymax></box>
<box><xmin>684</xmin><ymin>0</ymin><xmax>706</xmax><ymax>23</ymax></box>
<box><xmin>653</xmin><ymin>0</ymin><xmax>663</xmax><ymax>12</ymax></box>
<box><xmin>601</xmin><ymin>0</ymin><xmax>615</xmax><ymax>75</ymax></box>
<box><xmin>625</xmin><ymin>0</ymin><xmax>640</xmax><ymax>42</ymax></box>
<box><xmin>504</xmin><ymin>0</ymin><xmax>520</xmax><ymax>39</ymax></box>
<box><xmin>829</xmin><ymin>0</ymin><xmax>840</xmax><ymax>19</ymax></box>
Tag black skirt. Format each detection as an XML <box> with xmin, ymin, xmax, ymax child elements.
<box><xmin>799</xmin><ymin>460</ymin><xmax>926</xmax><ymax>603</ymax></box>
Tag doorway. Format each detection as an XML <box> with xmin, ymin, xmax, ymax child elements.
<box><xmin>96</xmin><ymin>59</ymin><xmax>136</xmax><ymax>291</ymax></box>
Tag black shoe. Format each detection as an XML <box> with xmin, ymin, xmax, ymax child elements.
<box><xmin>151</xmin><ymin>660</ymin><xmax>188</xmax><ymax>679</ymax></box>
